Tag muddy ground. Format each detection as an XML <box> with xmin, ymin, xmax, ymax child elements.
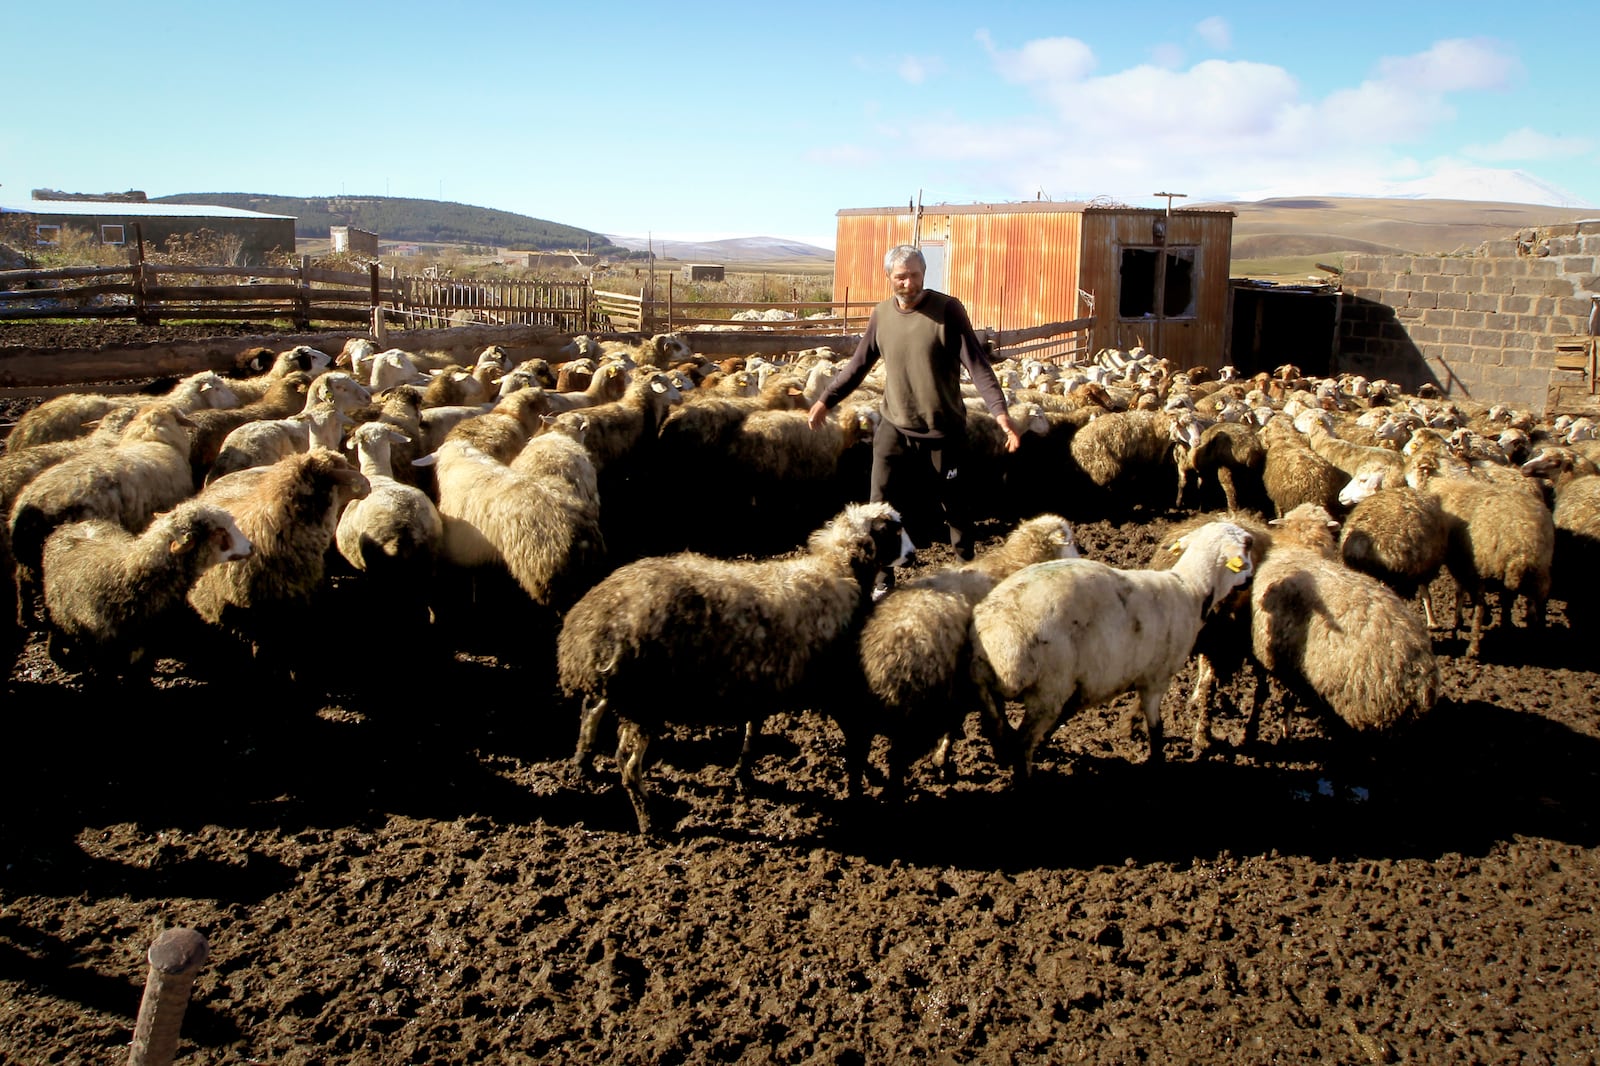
<box><xmin>1</xmin><ymin>322</ymin><xmax>1597</xmax><ymax>1064</ymax></box>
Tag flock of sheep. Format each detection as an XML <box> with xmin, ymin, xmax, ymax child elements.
<box><xmin>2</xmin><ymin>329</ymin><xmax>1597</xmax><ymax>836</ymax></box>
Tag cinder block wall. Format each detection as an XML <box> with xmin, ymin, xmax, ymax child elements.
<box><xmin>1337</xmin><ymin>220</ymin><xmax>1600</xmax><ymax>414</ymax></box>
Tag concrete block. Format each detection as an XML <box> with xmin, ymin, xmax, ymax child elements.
<box><xmin>1441</xmin><ymin>259</ymin><xmax>1472</xmax><ymax>275</ymax></box>
<box><xmin>1408</xmin><ymin>325</ymin><xmax>1439</xmax><ymax>344</ymax></box>
<box><xmin>1562</xmin><ymin>256</ymin><xmax>1596</xmax><ymax>275</ymax></box>
<box><xmin>1423</xmin><ymin>308</ymin><xmax>1453</xmax><ymax>326</ymax></box>
<box><xmin>1424</xmin><ymin>274</ymin><xmax>1454</xmax><ymax>292</ymax></box>
<box><xmin>1409</xmin><ymin>291</ymin><xmax>1440</xmax><ymax>309</ymax></box>
<box><xmin>1485</xmin><ymin>313</ymin><xmax>1515</xmax><ymax>332</ymax></box>
<box><xmin>1437</xmin><ymin>292</ymin><xmax>1470</xmax><ymax>310</ymax></box>
<box><xmin>1468</xmin><ymin>293</ymin><xmax>1500</xmax><ymax>313</ymax></box>
<box><xmin>1456</xmin><ymin>311</ymin><xmax>1487</xmax><ymax>330</ymax></box>
<box><xmin>1502</xmin><ymin>294</ymin><xmax>1532</xmax><ymax>314</ymax></box>
<box><xmin>1440</xmin><ymin>327</ymin><xmax>1471</xmax><ymax>345</ymax></box>
<box><xmin>1413</xmin><ymin>259</ymin><xmax>1441</xmax><ymax>275</ymax></box>
<box><xmin>1482</xmin><ymin>240</ymin><xmax>1518</xmax><ymax>257</ymax></box>
<box><xmin>1543</xmin><ymin>279</ymin><xmax>1576</xmax><ymax>298</ymax></box>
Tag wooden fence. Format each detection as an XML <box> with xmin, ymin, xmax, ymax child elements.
<box><xmin>0</xmin><ymin>260</ymin><xmax>397</xmax><ymax>329</ymax></box>
<box><xmin>594</xmin><ymin>284</ymin><xmax>874</xmax><ymax>335</ymax></box>
<box><xmin>0</xmin><ymin>262</ymin><xmax>587</xmax><ymax>332</ymax></box>
<box><xmin>397</xmin><ymin>275</ymin><xmax>588</xmax><ymax>332</ymax></box>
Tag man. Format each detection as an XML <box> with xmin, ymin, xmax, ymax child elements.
<box><xmin>807</xmin><ymin>244</ymin><xmax>1020</xmax><ymax>583</ymax></box>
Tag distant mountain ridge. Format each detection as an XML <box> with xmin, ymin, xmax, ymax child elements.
<box><xmin>155</xmin><ymin>193</ymin><xmax>620</xmax><ymax>253</ymax></box>
<box><xmin>1195</xmin><ymin>195</ymin><xmax>1598</xmax><ymax>259</ymax></box>
<box><xmin>150</xmin><ymin>192</ymin><xmax>1595</xmax><ymax>265</ymax></box>
<box><xmin>604</xmin><ymin>234</ymin><xmax>834</xmax><ymax>263</ymax></box>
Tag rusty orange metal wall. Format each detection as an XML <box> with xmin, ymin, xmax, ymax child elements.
<box><xmin>832</xmin><ymin>213</ymin><xmax>915</xmax><ymax>313</ymax></box>
<box><xmin>834</xmin><ymin>209</ymin><xmax>1084</xmax><ymax>330</ymax></box>
<box><xmin>834</xmin><ymin>204</ymin><xmax>1231</xmax><ymax>369</ymax></box>
<box><xmin>1079</xmin><ymin>210</ymin><xmax>1233</xmax><ymax>370</ymax></box>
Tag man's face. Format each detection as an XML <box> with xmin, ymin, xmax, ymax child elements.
<box><xmin>889</xmin><ymin>260</ymin><xmax>925</xmax><ymax>309</ymax></box>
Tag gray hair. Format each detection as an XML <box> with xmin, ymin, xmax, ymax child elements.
<box><xmin>883</xmin><ymin>244</ymin><xmax>926</xmax><ymax>275</ymax></box>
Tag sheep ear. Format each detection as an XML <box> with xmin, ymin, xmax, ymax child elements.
<box><xmin>169</xmin><ymin>531</ymin><xmax>196</xmax><ymax>555</ymax></box>
<box><xmin>412</xmin><ymin>453</ymin><xmax>438</xmax><ymax>468</ymax></box>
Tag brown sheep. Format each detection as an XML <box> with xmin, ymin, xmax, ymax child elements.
<box><xmin>41</xmin><ymin>500</ymin><xmax>252</xmax><ymax>675</ymax></box>
<box><xmin>559</xmin><ymin>502</ymin><xmax>907</xmax><ymax>835</ymax></box>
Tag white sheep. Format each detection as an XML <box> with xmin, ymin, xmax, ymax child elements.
<box><xmin>205</xmin><ymin>401</ymin><xmax>351</xmax><ymax>485</ymax></box>
<box><xmin>558</xmin><ymin>501</ymin><xmax>908</xmax><ymax>834</ymax></box>
<box><xmin>40</xmin><ymin>500</ymin><xmax>252</xmax><ymax>674</ymax></box>
<box><xmin>969</xmin><ymin>520</ymin><xmax>1256</xmax><ymax>777</ymax></box>
<box><xmin>852</xmin><ymin>513</ymin><xmax>1079</xmax><ymax>797</ymax></box>
<box><xmin>336</xmin><ymin>422</ymin><xmax>444</xmax><ymax>581</ymax></box>
<box><xmin>5</xmin><ymin>370</ymin><xmax>239</xmax><ymax>453</ymax></box>
<box><xmin>225</xmin><ymin>345</ymin><xmax>332</xmax><ymax>405</ymax></box>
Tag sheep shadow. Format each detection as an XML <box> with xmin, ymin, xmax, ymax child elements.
<box><xmin>818</xmin><ymin>696</ymin><xmax>1600</xmax><ymax>870</ymax></box>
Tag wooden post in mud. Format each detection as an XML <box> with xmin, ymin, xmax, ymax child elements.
<box><xmin>128</xmin><ymin>927</ymin><xmax>209</xmax><ymax>1066</ymax></box>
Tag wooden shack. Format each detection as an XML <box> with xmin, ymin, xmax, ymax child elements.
<box><xmin>833</xmin><ymin>201</ymin><xmax>1235</xmax><ymax>370</ymax></box>
<box><xmin>682</xmin><ymin>263</ymin><xmax>725</xmax><ymax>282</ymax></box>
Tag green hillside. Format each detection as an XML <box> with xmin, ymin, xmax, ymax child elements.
<box><xmin>151</xmin><ymin>193</ymin><xmax>619</xmax><ymax>252</ymax></box>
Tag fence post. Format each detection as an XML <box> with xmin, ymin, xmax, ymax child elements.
<box><xmin>127</xmin><ymin>928</ymin><xmax>209</xmax><ymax>1066</ymax></box>
<box><xmin>666</xmin><ymin>274</ymin><xmax>673</xmax><ymax>332</ymax></box>
<box><xmin>295</xmin><ymin>255</ymin><xmax>311</xmax><ymax>330</ymax></box>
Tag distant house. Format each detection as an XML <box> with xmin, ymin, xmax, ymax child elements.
<box><xmin>682</xmin><ymin>263</ymin><xmax>725</xmax><ymax>282</ymax></box>
<box><xmin>834</xmin><ymin>200</ymin><xmax>1235</xmax><ymax>370</ymax></box>
<box><xmin>0</xmin><ymin>198</ymin><xmax>296</xmax><ymax>265</ymax></box>
<box><xmin>507</xmin><ymin>251</ymin><xmax>601</xmax><ymax>270</ymax></box>
<box><xmin>330</xmin><ymin>225</ymin><xmax>379</xmax><ymax>257</ymax></box>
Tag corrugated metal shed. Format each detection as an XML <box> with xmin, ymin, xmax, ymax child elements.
<box><xmin>834</xmin><ymin>201</ymin><xmax>1235</xmax><ymax>370</ymax></box>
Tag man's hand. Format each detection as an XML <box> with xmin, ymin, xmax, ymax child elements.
<box><xmin>997</xmin><ymin>412</ymin><xmax>1022</xmax><ymax>453</ymax></box>
<box><xmin>806</xmin><ymin>400</ymin><xmax>829</xmax><ymax>430</ymax></box>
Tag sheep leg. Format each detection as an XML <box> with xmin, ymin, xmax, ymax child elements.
<box><xmin>1418</xmin><ymin>586</ymin><xmax>1439</xmax><ymax>630</ymax></box>
<box><xmin>572</xmin><ymin>695</ymin><xmax>610</xmax><ymax>780</ymax></box>
<box><xmin>1187</xmin><ymin>653</ymin><xmax>1216</xmax><ymax>753</ymax></box>
<box><xmin>931</xmin><ymin>732</ymin><xmax>956</xmax><ymax>783</ymax></box>
<box><xmin>1014</xmin><ymin>694</ymin><xmax>1074</xmax><ymax>781</ymax></box>
<box><xmin>615</xmin><ymin>720</ymin><xmax>654</xmax><ymax>836</ymax></box>
<box><xmin>733</xmin><ymin>719</ymin><xmax>758</xmax><ymax>791</ymax></box>
<box><xmin>1139</xmin><ymin>687</ymin><xmax>1165</xmax><ymax>763</ymax></box>
<box><xmin>1465</xmin><ymin>597</ymin><xmax>1485</xmax><ymax>658</ymax></box>
<box><xmin>1217</xmin><ymin>467</ymin><xmax>1240</xmax><ymax>513</ymax></box>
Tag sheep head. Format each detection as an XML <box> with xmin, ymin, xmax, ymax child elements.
<box><xmin>1165</xmin><ymin>521</ymin><xmax>1254</xmax><ymax>616</ymax></box>
<box><xmin>809</xmin><ymin>501</ymin><xmax>907</xmax><ymax>578</ymax></box>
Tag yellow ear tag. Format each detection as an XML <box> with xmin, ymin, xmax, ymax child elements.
<box><xmin>1169</xmin><ymin>538</ymin><xmax>1186</xmax><ymax>554</ymax></box>
<box><xmin>1226</xmin><ymin>556</ymin><xmax>1245</xmax><ymax>573</ymax></box>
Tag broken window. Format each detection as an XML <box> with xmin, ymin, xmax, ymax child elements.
<box><xmin>1118</xmin><ymin>246</ymin><xmax>1198</xmax><ymax>319</ymax></box>
<box><xmin>101</xmin><ymin>224</ymin><xmax>125</xmax><ymax>245</ymax></box>
<box><xmin>35</xmin><ymin>224</ymin><xmax>60</xmax><ymax>246</ymax></box>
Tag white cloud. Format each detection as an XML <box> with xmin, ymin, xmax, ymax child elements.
<box><xmin>1376</xmin><ymin>37</ymin><xmax>1520</xmax><ymax>93</ymax></box>
<box><xmin>897</xmin><ymin>55</ymin><xmax>944</xmax><ymax>84</ymax></box>
<box><xmin>1464</xmin><ymin>127</ymin><xmax>1595</xmax><ymax>162</ymax></box>
<box><xmin>978</xmin><ymin>29</ymin><xmax>1095</xmax><ymax>84</ymax></box>
<box><xmin>823</xmin><ymin>33</ymin><xmax>1584</xmax><ymax>211</ymax></box>
<box><xmin>1150</xmin><ymin>43</ymin><xmax>1184</xmax><ymax>70</ymax></box>
<box><xmin>1194</xmin><ymin>16</ymin><xmax>1230</xmax><ymax>50</ymax></box>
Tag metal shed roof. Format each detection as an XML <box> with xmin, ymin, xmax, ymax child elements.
<box><xmin>0</xmin><ymin>200</ymin><xmax>294</xmax><ymax>219</ymax></box>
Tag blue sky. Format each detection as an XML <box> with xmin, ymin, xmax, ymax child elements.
<box><xmin>4</xmin><ymin>2</ymin><xmax>1594</xmax><ymax>249</ymax></box>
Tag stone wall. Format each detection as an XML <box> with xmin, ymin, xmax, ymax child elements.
<box><xmin>1337</xmin><ymin>219</ymin><xmax>1600</xmax><ymax>415</ymax></box>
